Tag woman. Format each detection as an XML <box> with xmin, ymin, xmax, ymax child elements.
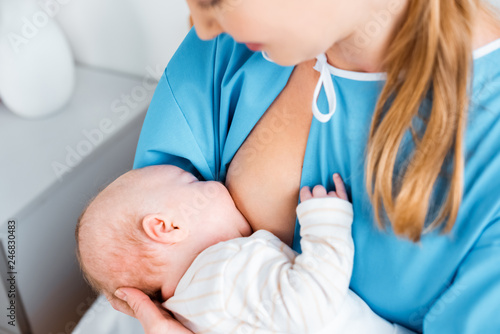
<box><xmin>109</xmin><ymin>0</ymin><xmax>500</xmax><ymax>332</ymax></box>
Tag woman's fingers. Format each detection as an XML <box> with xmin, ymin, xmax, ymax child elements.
<box><xmin>113</xmin><ymin>288</ymin><xmax>194</xmax><ymax>334</ymax></box>
<box><xmin>106</xmin><ymin>292</ymin><xmax>135</xmax><ymax>318</ymax></box>
<box><xmin>114</xmin><ymin>288</ymin><xmax>171</xmax><ymax>334</ymax></box>
<box><xmin>333</xmin><ymin>174</ymin><xmax>348</xmax><ymax>201</ymax></box>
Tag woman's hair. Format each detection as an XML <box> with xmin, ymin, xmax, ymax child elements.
<box><xmin>366</xmin><ymin>0</ymin><xmax>499</xmax><ymax>241</ymax></box>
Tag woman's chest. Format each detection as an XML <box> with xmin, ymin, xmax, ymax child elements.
<box><xmin>225</xmin><ymin>62</ymin><xmax>318</xmax><ymax>246</ymax></box>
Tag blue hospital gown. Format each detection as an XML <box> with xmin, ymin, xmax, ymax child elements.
<box><xmin>134</xmin><ymin>29</ymin><xmax>500</xmax><ymax>333</ymax></box>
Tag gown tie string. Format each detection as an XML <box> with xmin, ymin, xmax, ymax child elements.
<box><xmin>312</xmin><ymin>53</ymin><xmax>337</xmax><ymax>123</ymax></box>
<box><xmin>262</xmin><ymin>52</ymin><xmax>337</xmax><ymax>123</ymax></box>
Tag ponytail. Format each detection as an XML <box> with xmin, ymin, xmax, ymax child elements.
<box><xmin>365</xmin><ymin>0</ymin><xmax>480</xmax><ymax>241</ymax></box>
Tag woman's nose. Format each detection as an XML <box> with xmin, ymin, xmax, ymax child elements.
<box><xmin>194</xmin><ymin>18</ymin><xmax>224</xmax><ymax>40</ymax></box>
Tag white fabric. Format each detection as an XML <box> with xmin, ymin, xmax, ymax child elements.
<box><xmin>473</xmin><ymin>37</ymin><xmax>500</xmax><ymax>59</ymax></box>
<box><xmin>261</xmin><ymin>51</ymin><xmax>275</xmax><ymax>63</ymax></box>
<box><xmin>312</xmin><ymin>54</ymin><xmax>338</xmax><ymax>123</ymax></box>
<box><xmin>164</xmin><ymin>197</ymin><xmax>412</xmax><ymax>334</ymax></box>
<box><xmin>325</xmin><ymin>291</ymin><xmax>415</xmax><ymax>334</ymax></box>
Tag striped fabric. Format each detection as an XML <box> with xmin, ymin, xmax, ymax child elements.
<box><xmin>164</xmin><ymin>197</ymin><xmax>359</xmax><ymax>333</ymax></box>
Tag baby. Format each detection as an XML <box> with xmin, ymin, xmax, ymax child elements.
<box><xmin>76</xmin><ymin>165</ymin><xmax>395</xmax><ymax>333</ymax></box>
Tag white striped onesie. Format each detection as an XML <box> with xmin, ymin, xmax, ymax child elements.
<box><xmin>163</xmin><ymin>197</ymin><xmax>407</xmax><ymax>334</ymax></box>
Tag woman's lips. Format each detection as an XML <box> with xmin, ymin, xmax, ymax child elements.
<box><xmin>245</xmin><ymin>43</ymin><xmax>263</xmax><ymax>52</ymax></box>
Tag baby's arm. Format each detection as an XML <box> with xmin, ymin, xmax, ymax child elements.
<box><xmin>292</xmin><ymin>174</ymin><xmax>355</xmax><ymax>321</ymax></box>
<box><xmin>222</xmin><ymin>174</ymin><xmax>355</xmax><ymax>334</ymax></box>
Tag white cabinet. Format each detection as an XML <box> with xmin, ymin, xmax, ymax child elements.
<box><xmin>0</xmin><ymin>66</ymin><xmax>155</xmax><ymax>333</ymax></box>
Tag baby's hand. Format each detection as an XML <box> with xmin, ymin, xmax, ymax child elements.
<box><xmin>300</xmin><ymin>174</ymin><xmax>349</xmax><ymax>202</ymax></box>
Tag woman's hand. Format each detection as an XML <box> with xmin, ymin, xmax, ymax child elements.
<box><xmin>108</xmin><ymin>288</ymin><xmax>193</xmax><ymax>334</ymax></box>
<box><xmin>300</xmin><ymin>173</ymin><xmax>349</xmax><ymax>202</ymax></box>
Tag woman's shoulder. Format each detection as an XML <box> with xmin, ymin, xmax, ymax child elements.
<box><xmin>133</xmin><ymin>29</ymin><xmax>294</xmax><ymax>179</ymax></box>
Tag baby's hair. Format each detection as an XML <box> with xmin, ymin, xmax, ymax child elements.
<box><xmin>75</xmin><ymin>176</ymin><xmax>120</xmax><ymax>295</ymax></box>
<box><xmin>75</xmin><ymin>204</ymin><xmax>104</xmax><ymax>295</ymax></box>
<box><xmin>74</xmin><ymin>173</ymin><xmax>168</xmax><ymax>298</ymax></box>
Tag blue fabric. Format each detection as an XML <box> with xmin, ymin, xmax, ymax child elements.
<box><xmin>134</xmin><ymin>28</ymin><xmax>500</xmax><ymax>333</ymax></box>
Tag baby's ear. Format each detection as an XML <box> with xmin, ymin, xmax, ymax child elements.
<box><xmin>142</xmin><ymin>214</ymin><xmax>188</xmax><ymax>244</ymax></box>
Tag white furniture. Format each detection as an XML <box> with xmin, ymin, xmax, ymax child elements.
<box><xmin>0</xmin><ymin>65</ymin><xmax>155</xmax><ymax>333</ymax></box>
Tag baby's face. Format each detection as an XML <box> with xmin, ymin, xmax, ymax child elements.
<box><xmin>79</xmin><ymin>165</ymin><xmax>251</xmax><ymax>303</ymax></box>
<box><xmin>142</xmin><ymin>166</ymin><xmax>251</xmax><ymax>237</ymax></box>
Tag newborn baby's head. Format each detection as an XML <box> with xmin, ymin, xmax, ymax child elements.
<box><xmin>76</xmin><ymin>165</ymin><xmax>251</xmax><ymax>302</ymax></box>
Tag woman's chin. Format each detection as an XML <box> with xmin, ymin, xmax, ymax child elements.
<box><xmin>268</xmin><ymin>51</ymin><xmax>319</xmax><ymax>67</ymax></box>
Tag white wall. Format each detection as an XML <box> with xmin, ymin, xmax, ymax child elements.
<box><xmin>52</xmin><ymin>0</ymin><xmax>190</xmax><ymax>78</ymax></box>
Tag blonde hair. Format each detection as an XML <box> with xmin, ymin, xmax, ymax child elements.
<box><xmin>366</xmin><ymin>0</ymin><xmax>499</xmax><ymax>241</ymax></box>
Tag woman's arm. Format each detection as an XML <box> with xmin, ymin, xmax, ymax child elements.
<box><xmin>133</xmin><ymin>28</ymin><xmax>224</xmax><ymax>180</ymax></box>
